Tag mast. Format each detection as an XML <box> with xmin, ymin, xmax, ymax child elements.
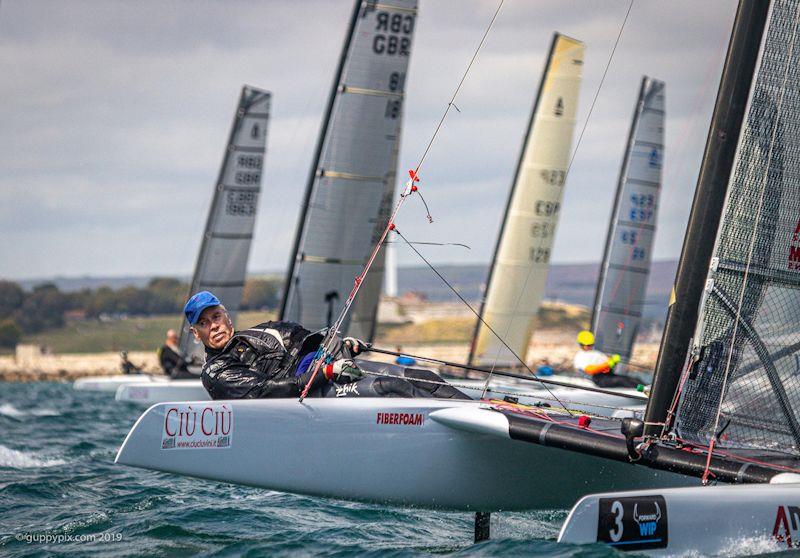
<box><xmin>591</xmin><ymin>77</ymin><xmax>665</xmax><ymax>361</ymax></box>
<box><xmin>279</xmin><ymin>0</ymin><xmax>417</xmax><ymax>339</ymax></box>
<box><xmin>179</xmin><ymin>86</ymin><xmax>271</xmax><ymax>362</ymax></box>
<box><xmin>643</xmin><ymin>0</ymin><xmax>771</xmax><ymax>436</ymax></box>
<box><xmin>468</xmin><ymin>33</ymin><xmax>584</xmax><ymax>366</ymax></box>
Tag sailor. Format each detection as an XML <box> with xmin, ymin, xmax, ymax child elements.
<box><xmin>184</xmin><ymin>291</ymin><xmax>469</xmax><ymax>400</ymax></box>
<box><xmin>573</xmin><ymin>330</ymin><xmax>639</xmax><ymax>389</ymax></box>
<box><xmin>158</xmin><ymin>329</ymin><xmax>195</xmax><ymax>379</ymax></box>
<box><xmin>119</xmin><ymin>351</ymin><xmax>142</xmax><ymax>375</ymax></box>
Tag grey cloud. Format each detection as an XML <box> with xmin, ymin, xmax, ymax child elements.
<box><xmin>0</xmin><ymin>0</ymin><xmax>738</xmax><ymax>279</ymax></box>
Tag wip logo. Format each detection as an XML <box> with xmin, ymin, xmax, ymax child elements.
<box><xmin>634</xmin><ymin>502</ymin><xmax>662</xmax><ymax>537</ymax></box>
<box><xmin>790</xmin><ymin>219</ymin><xmax>800</xmax><ymax>271</ymax></box>
<box><xmin>773</xmin><ymin>505</ymin><xmax>800</xmax><ymax>548</ymax></box>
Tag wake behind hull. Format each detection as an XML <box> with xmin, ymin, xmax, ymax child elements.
<box><xmin>116</xmin><ymin>399</ymin><xmax>686</xmax><ymax>511</ymax></box>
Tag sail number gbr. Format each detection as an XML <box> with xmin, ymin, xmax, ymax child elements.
<box><xmin>366</xmin><ymin>8</ymin><xmax>414</xmax><ymax>56</ymax></box>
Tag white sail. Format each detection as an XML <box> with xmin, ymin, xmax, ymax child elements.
<box><xmin>179</xmin><ymin>86</ymin><xmax>271</xmax><ymax>362</ymax></box>
<box><xmin>280</xmin><ymin>0</ymin><xmax>417</xmax><ymax>341</ymax></box>
<box><xmin>470</xmin><ymin>33</ymin><xmax>584</xmax><ymax>366</ymax></box>
<box><xmin>591</xmin><ymin>77</ymin><xmax>665</xmax><ymax>361</ymax></box>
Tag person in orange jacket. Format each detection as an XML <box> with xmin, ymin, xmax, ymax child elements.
<box><xmin>573</xmin><ymin>330</ymin><xmax>639</xmax><ymax>388</ymax></box>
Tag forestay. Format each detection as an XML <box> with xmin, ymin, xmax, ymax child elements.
<box><xmin>591</xmin><ymin>77</ymin><xmax>665</xmax><ymax>361</ymax></box>
<box><xmin>179</xmin><ymin>86</ymin><xmax>271</xmax><ymax>362</ymax></box>
<box><xmin>470</xmin><ymin>34</ymin><xmax>584</xmax><ymax>366</ymax></box>
<box><xmin>675</xmin><ymin>0</ymin><xmax>800</xmax><ymax>457</ymax></box>
<box><xmin>280</xmin><ymin>0</ymin><xmax>417</xmax><ymax>340</ymax></box>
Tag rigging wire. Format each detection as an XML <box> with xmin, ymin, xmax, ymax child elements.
<box><xmin>366</xmin><ymin>345</ymin><xmax>647</xmax><ymax>402</ymax></box>
<box><xmin>383</xmin><ymin>240</ymin><xmax>471</xmax><ymax>249</ymax></box>
<box><xmin>356</xmin><ymin>369</ymin><xmax>642</xmax><ymax>415</ymax></box>
<box><xmin>394</xmin><ymin>227</ymin><xmax>573</xmax><ymax>412</ymax></box>
<box><xmin>702</xmin><ymin>2</ymin><xmax>800</xmax><ymax>484</ymax></box>
<box><xmin>411</xmin><ymin>0</ymin><xmax>505</xmax><ymax>178</ymax></box>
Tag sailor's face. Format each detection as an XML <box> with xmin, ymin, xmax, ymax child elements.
<box><xmin>192</xmin><ymin>306</ymin><xmax>233</xmax><ymax>350</ymax></box>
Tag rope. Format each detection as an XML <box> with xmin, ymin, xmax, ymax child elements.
<box><xmin>702</xmin><ymin>1</ymin><xmax>800</xmax><ymax>481</ymax></box>
<box><xmin>411</xmin><ymin>0</ymin><xmax>505</xmax><ymax>176</ymax></box>
<box><xmin>383</xmin><ymin>240</ymin><xmax>471</xmax><ymax>250</ymax></box>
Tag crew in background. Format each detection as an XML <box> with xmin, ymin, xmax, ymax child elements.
<box><xmin>158</xmin><ymin>329</ymin><xmax>195</xmax><ymax>379</ymax></box>
<box><xmin>573</xmin><ymin>330</ymin><xmax>639</xmax><ymax>388</ymax></box>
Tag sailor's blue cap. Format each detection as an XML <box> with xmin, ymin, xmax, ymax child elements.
<box><xmin>184</xmin><ymin>291</ymin><xmax>221</xmax><ymax>325</ymax></box>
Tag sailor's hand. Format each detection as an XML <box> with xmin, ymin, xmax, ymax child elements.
<box><xmin>343</xmin><ymin>337</ymin><xmax>367</xmax><ymax>355</ymax></box>
<box><xmin>324</xmin><ymin>359</ymin><xmax>363</xmax><ymax>383</ymax></box>
<box><xmin>609</xmin><ymin>354</ymin><xmax>621</xmax><ymax>368</ymax></box>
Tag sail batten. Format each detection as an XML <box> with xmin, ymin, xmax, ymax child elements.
<box><xmin>591</xmin><ymin>77</ymin><xmax>665</xmax><ymax>362</ymax></box>
<box><xmin>179</xmin><ymin>86</ymin><xmax>271</xmax><ymax>362</ymax></box>
<box><xmin>469</xmin><ymin>33</ymin><xmax>585</xmax><ymax>367</ymax></box>
<box><xmin>280</xmin><ymin>0</ymin><xmax>417</xmax><ymax>340</ymax></box>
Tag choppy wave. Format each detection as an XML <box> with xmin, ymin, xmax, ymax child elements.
<box><xmin>0</xmin><ymin>444</ymin><xmax>67</xmax><ymax>468</ymax></box>
<box><xmin>0</xmin><ymin>403</ymin><xmax>60</xmax><ymax>419</ymax></box>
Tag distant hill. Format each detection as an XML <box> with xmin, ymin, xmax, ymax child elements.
<box><xmin>398</xmin><ymin>260</ymin><xmax>677</xmax><ymax>320</ymax></box>
<box><xmin>17</xmin><ymin>260</ymin><xmax>677</xmax><ymax>321</ymax></box>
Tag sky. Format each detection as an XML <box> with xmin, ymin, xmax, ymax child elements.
<box><xmin>0</xmin><ymin>0</ymin><xmax>738</xmax><ymax>281</ymax></box>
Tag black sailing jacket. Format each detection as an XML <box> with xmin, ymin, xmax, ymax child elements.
<box><xmin>201</xmin><ymin>321</ymin><xmax>326</xmax><ymax>400</ymax></box>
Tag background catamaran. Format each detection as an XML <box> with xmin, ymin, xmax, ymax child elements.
<box><xmin>591</xmin><ymin>77</ymin><xmax>664</xmax><ymax>367</ymax></box>
<box><xmin>74</xmin><ymin>85</ymin><xmax>271</xmax><ymax>393</ymax></box>
<box><xmin>115</xmin><ymin>25</ymin><xmax>692</xmax><ymax>535</ymax></box>
<box><xmin>463</xmin><ymin>61</ymin><xmax>662</xmax><ymax>406</ymax></box>
<box><xmin>178</xmin><ymin>86</ymin><xmax>271</xmax><ymax>364</ymax></box>
<box><xmin>468</xmin><ymin>32</ymin><xmax>584</xmax><ymax>369</ymax></box>
<box><xmin>279</xmin><ymin>0</ymin><xmax>417</xmax><ymax>342</ymax></box>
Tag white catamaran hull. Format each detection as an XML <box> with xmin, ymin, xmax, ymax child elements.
<box><xmin>117</xmin><ymin>398</ymin><xmax>684</xmax><ymax>511</ymax></box>
<box><xmin>115</xmin><ymin>380</ymin><xmax>210</xmax><ymax>405</ymax></box>
<box><xmin>113</xmin><ymin>376</ymin><xmax>643</xmax><ymax>417</ymax></box>
<box><xmin>558</xmin><ymin>481</ymin><xmax>800</xmax><ymax>555</ymax></box>
<box><xmin>73</xmin><ymin>374</ymin><xmax>158</xmax><ymax>392</ymax></box>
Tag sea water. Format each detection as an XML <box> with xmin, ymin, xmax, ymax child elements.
<box><xmin>0</xmin><ymin>381</ymin><xmax>775</xmax><ymax>557</ymax></box>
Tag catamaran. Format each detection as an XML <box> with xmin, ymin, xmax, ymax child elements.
<box><xmin>556</xmin><ymin>0</ymin><xmax>800</xmax><ymax>553</ymax></box>
<box><xmin>116</xmin><ymin>16</ymin><xmax>696</xmax><ymax>533</ymax></box>
<box><xmin>465</xmin><ymin>36</ymin><xmax>662</xmax><ymax>404</ymax></box>
<box><xmin>591</xmin><ymin>77</ymin><xmax>664</xmax><ymax>367</ymax></box>
<box><xmin>76</xmin><ymin>85</ymin><xmax>270</xmax><ymax>393</ymax></box>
